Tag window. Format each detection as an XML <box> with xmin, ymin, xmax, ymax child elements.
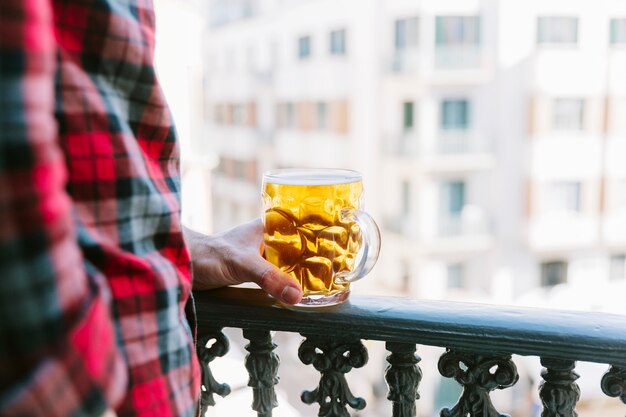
<box><xmin>232</xmin><ymin>104</ymin><xmax>245</xmax><ymax>126</ymax></box>
<box><xmin>234</xmin><ymin>160</ymin><xmax>246</xmax><ymax>179</ymax></box>
<box><xmin>330</xmin><ymin>29</ymin><xmax>346</xmax><ymax>55</ymax></box>
<box><xmin>394</xmin><ymin>17</ymin><xmax>419</xmax><ymax>50</ymax></box>
<box><xmin>552</xmin><ymin>98</ymin><xmax>584</xmax><ymax>131</ymax></box>
<box><xmin>286</xmin><ymin>102</ymin><xmax>296</xmax><ymax>127</ymax></box>
<box><xmin>441</xmin><ymin>99</ymin><xmax>469</xmax><ymax>130</ymax></box>
<box><xmin>329</xmin><ymin>100</ymin><xmax>349</xmax><ymax>134</ymax></box>
<box><xmin>537</xmin><ymin>17</ymin><xmax>578</xmax><ymax>44</ymax></box>
<box><xmin>447</xmin><ymin>263</ymin><xmax>464</xmax><ymax>289</ymax></box>
<box><xmin>277</xmin><ymin>102</ymin><xmax>296</xmax><ymax>128</ymax></box>
<box><xmin>435</xmin><ymin>16</ymin><xmax>481</xmax><ymax>46</ymax></box>
<box><xmin>546</xmin><ymin>182</ymin><xmax>581</xmax><ymax>213</ymax></box>
<box><xmin>298</xmin><ymin>36</ymin><xmax>311</xmax><ymax>59</ymax></box>
<box><xmin>225</xmin><ymin>103</ymin><xmax>234</xmax><ymax>125</ymax></box>
<box><xmin>440</xmin><ymin>181</ymin><xmax>465</xmax><ymax>216</ymax></box>
<box><xmin>276</xmin><ymin>103</ymin><xmax>285</xmax><ymax>127</ymax></box>
<box><xmin>245</xmin><ymin>160</ymin><xmax>258</xmax><ymax>183</ymax></box>
<box><xmin>401</xmin><ymin>180</ymin><xmax>411</xmax><ymax>216</ymax></box>
<box><xmin>610</xmin><ymin>19</ymin><xmax>626</xmax><ymax>44</ymax></box>
<box><xmin>246</xmin><ymin>102</ymin><xmax>257</xmax><ymax>127</ymax></box>
<box><xmin>297</xmin><ymin>102</ymin><xmax>314</xmax><ymax>131</ymax></box>
<box><xmin>316</xmin><ymin>102</ymin><xmax>328</xmax><ymax>130</ymax></box>
<box><xmin>403</xmin><ymin>101</ymin><xmax>415</xmax><ymax>131</ymax></box>
<box><xmin>221</xmin><ymin>157</ymin><xmax>234</xmax><ymax>176</ymax></box>
<box><xmin>214</xmin><ymin>104</ymin><xmax>225</xmax><ymax>124</ymax></box>
<box><xmin>541</xmin><ymin>261</ymin><xmax>567</xmax><ymax>287</ymax></box>
<box><xmin>610</xmin><ymin>254</ymin><xmax>626</xmax><ymax>281</ymax></box>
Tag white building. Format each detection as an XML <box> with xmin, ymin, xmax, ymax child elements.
<box><xmin>154</xmin><ymin>0</ymin><xmax>215</xmax><ymax>234</ymax></box>
<box><xmin>201</xmin><ymin>0</ymin><xmax>626</xmax><ymax>308</ymax></box>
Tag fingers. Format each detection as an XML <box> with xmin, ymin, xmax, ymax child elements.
<box><xmin>204</xmin><ymin>218</ymin><xmax>303</xmax><ymax>304</ymax></box>
<box><xmin>241</xmin><ymin>256</ymin><xmax>303</xmax><ymax>305</ymax></box>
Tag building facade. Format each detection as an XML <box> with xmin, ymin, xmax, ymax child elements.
<box><xmin>201</xmin><ymin>0</ymin><xmax>626</xmax><ymax>309</ymax></box>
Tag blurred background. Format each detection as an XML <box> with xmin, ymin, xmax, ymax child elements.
<box><xmin>153</xmin><ymin>0</ymin><xmax>626</xmax><ymax>415</ymax></box>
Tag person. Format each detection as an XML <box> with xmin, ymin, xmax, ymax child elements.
<box><xmin>0</xmin><ymin>1</ymin><xmax>303</xmax><ymax>416</ymax></box>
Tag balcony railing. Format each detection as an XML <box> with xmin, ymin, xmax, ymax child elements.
<box><xmin>437</xmin><ymin>130</ymin><xmax>489</xmax><ymax>155</ymax></box>
<box><xmin>383</xmin><ymin>215</ymin><xmax>420</xmax><ymax>239</ymax></box>
<box><xmin>383</xmin><ymin>133</ymin><xmax>420</xmax><ymax>157</ymax></box>
<box><xmin>438</xmin><ymin>207</ymin><xmax>490</xmax><ymax>237</ymax></box>
<box><xmin>195</xmin><ymin>286</ymin><xmax>626</xmax><ymax>417</ymax></box>
<box><xmin>434</xmin><ymin>45</ymin><xmax>482</xmax><ymax>70</ymax></box>
<box><xmin>384</xmin><ymin>131</ymin><xmax>490</xmax><ymax>158</ymax></box>
<box><xmin>388</xmin><ymin>50</ymin><xmax>421</xmax><ymax>73</ymax></box>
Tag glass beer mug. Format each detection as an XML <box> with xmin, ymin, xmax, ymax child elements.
<box><xmin>262</xmin><ymin>168</ymin><xmax>381</xmax><ymax>308</ymax></box>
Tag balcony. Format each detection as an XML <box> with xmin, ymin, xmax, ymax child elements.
<box><xmin>195</xmin><ymin>286</ymin><xmax>626</xmax><ymax>417</ymax></box>
<box><xmin>434</xmin><ymin>45</ymin><xmax>482</xmax><ymax>70</ymax></box>
<box><xmin>383</xmin><ymin>133</ymin><xmax>420</xmax><ymax>157</ymax></box>
<box><xmin>528</xmin><ymin>213</ymin><xmax>599</xmax><ymax>252</ymax></box>
<box><xmin>383</xmin><ymin>215</ymin><xmax>420</xmax><ymax>240</ymax></box>
<box><xmin>378</xmin><ymin>209</ymin><xmax>492</xmax><ymax>256</ymax></box>
<box><xmin>274</xmin><ymin>131</ymin><xmax>351</xmax><ymax>168</ymax></box>
<box><xmin>385</xmin><ymin>47</ymin><xmax>490</xmax><ymax>84</ymax></box>
<box><xmin>430</xmin><ymin>46</ymin><xmax>492</xmax><ymax>85</ymax></box>
<box><xmin>383</xmin><ymin>130</ymin><xmax>492</xmax><ymax>163</ymax></box>
<box><xmin>388</xmin><ymin>50</ymin><xmax>421</xmax><ymax>74</ymax></box>
<box><xmin>212</xmin><ymin>172</ymin><xmax>258</xmax><ymax>205</ymax></box>
<box><xmin>438</xmin><ymin>130</ymin><xmax>487</xmax><ymax>154</ymax></box>
<box><xmin>426</xmin><ymin>130</ymin><xmax>494</xmax><ymax>173</ymax></box>
<box><xmin>429</xmin><ymin>208</ymin><xmax>493</xmax><ymax>255</ymax></box>
<box><xmin>438</xmin><ymin>209</ymin><xmax>488</xmax><ymax>237</ymax></box>
<box><xmin>207</xmin><ymin>126</ymin><xmax>261</xmax><ymax>156</ymax></box>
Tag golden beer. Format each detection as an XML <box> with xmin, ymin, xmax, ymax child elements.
<box><xmin>262</xmin><ymin>169</ymin><xmax>380</xmax><ymax>308</ymax></box>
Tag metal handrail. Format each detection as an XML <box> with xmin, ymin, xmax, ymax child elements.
<box><xmin>194</xmin><ymin>287</ymin><xmax>626</xmax><ymax>367</ymax></box>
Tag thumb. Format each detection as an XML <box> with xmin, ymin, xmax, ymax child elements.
<box><xmin>241</xmin><ymin>257</ymin><xmax>303</xmax><ymax>305</ymax></box>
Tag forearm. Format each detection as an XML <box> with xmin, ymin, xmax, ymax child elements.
<box><xmin>183</xmin><ymin>225</ymin><xmax>235</xmax><ymax>290</ymax></box>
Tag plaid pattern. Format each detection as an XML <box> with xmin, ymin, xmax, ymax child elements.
<box><xmin>0</xmin><ymin>0</ymin><xmax>200</xmax><ymax>416</ymax></box>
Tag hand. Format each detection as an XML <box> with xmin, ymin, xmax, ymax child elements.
<box><xmin>184</xmin><ymin>219</ymin><xmax>303</xmax><ymax>305</ymax></box>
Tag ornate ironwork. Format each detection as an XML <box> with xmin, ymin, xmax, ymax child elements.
<box><xmin>385</xmin><ymin>342</ymin><xmax>421</xmax><ymax>417</ymax></box>
<box><xmin>437</xmin><ymin>349</ymin><xmax>518</xmax><ymax>417</ymax></box>
<box><xmin>244</xmin><ymin>329</ymin><xmax>280</xmax><ymax>417</ymax></box>
<box><xmin>539</xmin><ymin>358</ymin><xmax>580</xmax><ymax>417</ymax></box>
<box><xmin>196</xmin><ymin>330</ymin><xmax>231</xmax><ymax>415</ymax></box>
<box><xmin>601</xmin><ymin>365</ymin><xmax>626</xmax><ymax>404</ymax></box>
<box><xmin>298</xmin><ymin>336</ymin><xmax>368</xmax><ymax>417</ymax></box>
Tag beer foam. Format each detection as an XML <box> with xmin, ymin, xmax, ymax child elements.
<box><xmin>264</xmin><ymin>169</ymin><xmax>361</xmax><ymax>185</ymax></box>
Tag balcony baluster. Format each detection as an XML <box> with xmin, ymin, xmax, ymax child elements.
<box><xmin>243</xmin><ymin>329</ymin><xmax>280</xmax><ymax>417</ymax></box>
<box><xmin>385</xmin><ymin>342</ymin><xmax>421</xmax><ymax>417</ymax></box>
<box><xmin>298</xmin><ymin>336</ymin><xmax>368</xmax><ymax>417</ymax></box>
<box><xmin>197</xmin><ymin>329</ymin><xmax>231</xmax><ymax>416</ymax></box>
<box><xmin>437</xmin><ymin>349</ymin><xmax>518</xmax><ymax>417</ymax></box>
<box><xmin>601</xmin><ymin>365</ymin><xmax>626</xmax><ymax>404</ymax></box>
<box><xmin>538</xmin><ymin>358</ymin><xmax>580</xmax><ymax>417</ymax></box>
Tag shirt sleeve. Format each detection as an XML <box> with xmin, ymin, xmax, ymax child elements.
<box><xmin>0</xmin><ymin>1</ymin><xmax>127</xmax><ymax>415</ymax></box>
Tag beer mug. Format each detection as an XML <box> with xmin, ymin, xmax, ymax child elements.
<box><xmin>262</xmin><ymin>168</ymin><xmax>381</xmax><ymax>308</ymax></box>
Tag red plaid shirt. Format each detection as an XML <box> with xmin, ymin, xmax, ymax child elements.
<box><xmin>0</xmin><ymin>0</ymin><xmax>201</xmax><ymax>416</ymax></box>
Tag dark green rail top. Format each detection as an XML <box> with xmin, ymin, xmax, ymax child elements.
<box><xmin>194</xmin><ymin>287</ymin><xmax>626</xmax><ymax>367</ymax></box>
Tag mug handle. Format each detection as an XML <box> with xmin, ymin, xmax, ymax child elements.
<box><xmin>335</xmin><ymin>208</ymin><xmax>381</xmax><ymax>284</ymax></box>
